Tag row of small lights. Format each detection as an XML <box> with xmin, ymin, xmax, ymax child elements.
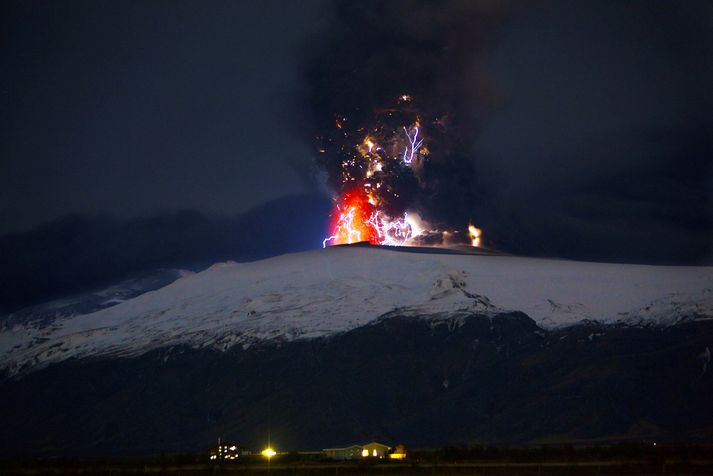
<box><xmin>210</xmin><ymin>446</ymin><xmax>276</xmax><ymax>461</ymax></box>
<box><xmin>212</xmin><ymin>447</ymin><xmax>392</xmax><ymax>460</ymax></box>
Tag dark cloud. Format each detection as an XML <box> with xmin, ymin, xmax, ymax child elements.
<box><xmin>0</xmin><ymin>0</ymin><xmax>328</xmax><ymax>234</ymax></box>
<box><xmin>0</xmin><ymin>194</ymin><xmax>331</xmax><ymax>313</ymax></box>
<box><xmin>472</xmin><ymin>0</ymin><xmax>713</xmax><ymax>263</ymax></box>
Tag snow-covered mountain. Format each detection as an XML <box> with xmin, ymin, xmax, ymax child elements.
<box><xmin>0</xmin><ymin>268</ymin><xmax>191</xmax><ymax>331</ymax></box>
<box><xmin>1</xmin><ymin>245</ymin><xmax>711</xmax><ymax>376</ymax></box>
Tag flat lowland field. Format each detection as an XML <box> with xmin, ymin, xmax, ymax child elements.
<box><xmin>2</xmin><ymin>459</ymin><xmax>713</xmax><ymax>476</ymax></box>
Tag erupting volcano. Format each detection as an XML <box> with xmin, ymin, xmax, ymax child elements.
<box><xmin>319</xmin><ymin>95</ymin><xmax>478</xmax><ymax>248</ymax></box>
<box><xmin>322</xmin><ymin>188</ymin><xmax>424</xmax><ymax>247</ymax></box>
<box><xmin>302</xmin><ymin>2</ymin><xmax>505</xmax><ymax>250</ymax></box>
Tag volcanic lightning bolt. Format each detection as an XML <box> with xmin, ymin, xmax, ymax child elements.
<box><xmin>402</xmin><ymin>126</ymin><xmax>423</xmax><ymax>165</ymax></box>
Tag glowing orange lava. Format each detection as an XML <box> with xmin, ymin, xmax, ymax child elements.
<box><xmin>468</xmin><ymin>224</ymin><xmax>482</xmax><ymax>247</ymax></box>
<box><xmin>322</xmin><ymin>189</ymin><xmax>380</xmax><ymax>247</ymax></box>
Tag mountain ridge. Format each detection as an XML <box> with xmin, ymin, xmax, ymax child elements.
<box><xmin>1</xmin><ymin>245</ymin><xmax>712</xmax><ymax>376</ymax></box>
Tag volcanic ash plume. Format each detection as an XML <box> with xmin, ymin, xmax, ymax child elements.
<box><xmin>301</xmin><ymin>0</ymin><xmax>506</xmax><ymax>248</ymax></box>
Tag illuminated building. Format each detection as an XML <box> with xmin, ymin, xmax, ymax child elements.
<box><xmin>323</xmin><ymin>442</ymin><xmax>393</xmax><ymax>460</ymax></box>
<box><xmin>209</xmin><ymin>438</ymin><xmax>242</xmax><ymax>461</ymax></box>
<box><xmin>388</xmin><ymin>444</ymin><xmax>407</xmax><ymax>460</ymax></box>
<box><xmin>361</xmin><ymin>442</ymin><xmax>391</xmax><ymax>459</ymax></box>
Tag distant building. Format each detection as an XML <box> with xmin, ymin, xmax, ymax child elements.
<box><xmin>361</xmin><ymin>442</ymin><xmax>391</xmax><ymax>458</ymax></box>
<box><xmin>209</xmin><ymin>438</ymin><xmax>243</xmax><ymax>461</ymax></box>
<box><xmin>323</xmin><ymin>444</ymin><xmax>364</xmax><ymax>460</ymax></box>
<box><xmin>323</xmin><ymin>442</ymin><xmax>394</xmax><ymax>460</ymax></box>
<box><xmin>388</xmin><ymin>444</ymin><xmax>407</xmax><ymax>460</ymax></box>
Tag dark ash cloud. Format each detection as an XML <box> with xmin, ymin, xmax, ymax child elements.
<box><xmin>300</xmin><ymin>0</ymin><xmax>510</xmax><ymax>229</ymax></box>
<box><xmin>471</xmin><ymin>0</ymin><xmax>713</xmax><ymax>263</ymax></box>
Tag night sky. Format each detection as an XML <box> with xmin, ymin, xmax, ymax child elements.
<box><xmin>1</xmin><ymin>0</ymin><xmax>712</xmax><ymax>312</ymax></box>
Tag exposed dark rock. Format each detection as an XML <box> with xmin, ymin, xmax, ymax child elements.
<box><xmin>0</xmin><ymin>313</ymin><xmax>711</xmax><ymax>457</ymax></box>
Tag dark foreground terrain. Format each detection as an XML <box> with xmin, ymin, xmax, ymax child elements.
<box><xmin>3</xmin><ymin>446</ymin><xmax>713</xmax><ymax>476</ymax></box>
<box><xmin>1</xmin><ymin>313</ymin><xmax>712</xmax><ymax>456</ymax></box>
